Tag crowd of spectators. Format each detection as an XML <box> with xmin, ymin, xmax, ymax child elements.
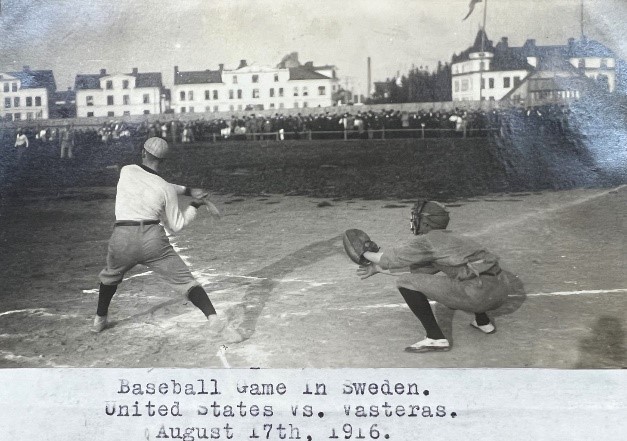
<box><xmin>1</xmin><ymin>104</ymin><xmax>582</xmax><ymax>159</ymax></box>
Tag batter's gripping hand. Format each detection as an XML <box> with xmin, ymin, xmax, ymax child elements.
<box><xmin>190</xmin><ymin>188</ymin><xmax>210</xmax><ymax>199</ymax></box>
<box><xmin>342</xmin><ymin>229</ymin><xmax>380</xmax><ymax>265</ymax></box>
<box><xmin>192</xmin><ymin>198</ymin><xmax>222</xmax><ymax>219</ymax></box>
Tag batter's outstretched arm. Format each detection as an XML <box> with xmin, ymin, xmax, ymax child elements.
<box><xmin>162</xmin><ymin>185</ymin><xmax>198</xmax><ymax>233</ymax></box>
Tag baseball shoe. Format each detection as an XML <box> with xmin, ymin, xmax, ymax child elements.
<box><xmin>207</xmin><ymin>314</ymin><xmax>245</xmax><ymax>344</ymax></box>
<box><xmin>470</xmin><ymin>320</ymin><xmax>496</xmax><ymax>334</ymax></box>
<box><xmin>404</xmin><ymin>338</ymin><xmax>450</xmax><ymax>353</ymax></box>
<box><xmin>91</xmin><ymin>315</ymin><xmax>108</xmax><ymax>333</ymax></box>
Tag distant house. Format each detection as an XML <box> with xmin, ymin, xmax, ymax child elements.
<box><xmin>75</xmin><ymin>68</ymin><xmax>166</xmax><ymax>118</ymax></box>
<box><xmin>452</xmin><ymin>31</ymin><xmax>619</xmax><ymax>103</ymax></box>
<box><xmin>0</xmin><ymin>66</ymin><xmax>56</xmax><ymax>121</ymax></box>
<box><xmin>50</xmin><ymin>88</ymin><xmax>77</xmax><ymax>119</ymax></box>
<box><xmin>171</xmin><ymin>54</ymin><xmax>339</xmax><ymax>114</ymax></box>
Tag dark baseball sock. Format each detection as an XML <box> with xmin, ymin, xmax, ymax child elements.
<box><xmin>398</xmin><ymin>287</ymin><xmax>446</xmax><ymax>340</ymax></box>
<box><xmin>188</xmin><ymin>286</ymin><xmax>217</xmax><ymax>317</ymax></box>
<box><xmin>475</xmin><ymin>312</ymin><xmax>491</xmax><ymax>326</ymax></box>
<box><xmin>96</xmin><ymin>283</ymin><xmax>118</xmax><ymax>317</ymax></box>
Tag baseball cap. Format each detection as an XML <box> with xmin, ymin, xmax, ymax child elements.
<box><xmin>143</xmin><ymin>137</ymin><xmax>169</xmax><ymax>158</ymax></box>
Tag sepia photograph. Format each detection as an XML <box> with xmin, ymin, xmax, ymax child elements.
<box><xmin>0</xmin><ymin>0</ymin><xmax>625</xmax><ymax>372</ymax></box>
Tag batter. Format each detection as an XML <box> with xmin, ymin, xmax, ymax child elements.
<box><xmin>93</xmin><ymin>137</ymin><xmax>241</xmax><ymax>343</ymax></box>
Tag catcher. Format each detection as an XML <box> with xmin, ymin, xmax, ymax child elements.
<box><xmin>346</xmin><ymin>201</ymin><xmax>512</xmax><ymax>353</ymax></box>
<box><xmin>92</xmin><ymin>137</ymin><xmax>241</xmax><ymax>343</ymax></box>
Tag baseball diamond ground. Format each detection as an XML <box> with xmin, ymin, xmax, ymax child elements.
<box><xmin>0</xmin><ymin>136</ymin><xmax>625</xmax><ymax>368</ymax></box>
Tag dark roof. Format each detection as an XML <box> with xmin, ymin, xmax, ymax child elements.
<box><xmin>9</xmin><ymin>69</ymin><xmax>56</xmax><ymax>92</ymax></box>
<box><xmin>75</xmin><ymin>74</ymin><xmax>102</xmax><ymax>90</ymax></box>
<box><xmin>288</xmin><ymin>67</ymin><xmax>330</xmax><ymax>80</ymax></box>
<box><xmin>134</xmin><ymin>72</ymin><xmax>163</xmax><ymax>88</ymax></box>
<box><xmin>75</xmin><ymin>71</ymin><xmax>164</xmax><ymax>90</ymax></box>
<box><xmin>568</xmin><ymin>37</ymin><xmax>615</xmax><ymax>58</ymax></box>
<box><xmin>174</xmin><ymin>70</ymin><xmax>222</xmax><ymax>85</ymax></box>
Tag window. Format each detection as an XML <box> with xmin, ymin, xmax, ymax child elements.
<box><xmin>14</xmin><ymin>113</ymin><xmax>21</xmax><ymax>120</ymax></box>
<box><xmin>26</xmin><ymin>97</ymin><xmax>32</xmax><ymax>107</ymax></box>
<box><xmin>107</xmin><ymin>111</ymin><xmax>115</xmax><ymax>116</ymax></box>
<box><xmin>293</xmin><ymin>87</ymin><xmax>299</xmax><ymax>97</ymax></box>
<box><xmin>270</xmin><ymin>88</ymin><xmax>275</xmax><ymax>97</ymax></box>
<box><xmin>229</xmin><ymin>105</ymin><xmax>234</xmax><ymax>111</ymax></box>
<box><xmin>180</xmin><ymin>91</ymin><xmax>186</xmax><ymax>101</ymax></box>
<box><xmin>123</xmin><ymin>111</ymin><xmax>130</xmax><ymax>116</ymax></box>
<box><xmin>455</xmin><ymin>81</ymin><xmax>460</xmax><ymax>92</ymax></box>
<box><xmin>318</xmin><ymin>86</ymin><xmax>326</xmax><ymax>96</ymax></box>
<box><xmin>279</xmin><ymin>88</ymin><xmax>284</xmax><ymax>97</ymax></box>
<box><xmin>123</xmin><ymin>95</ymin><xmax>130</xmax><ymax>105</ymax></box>
<box><xmin>578</xmin><ymin>58</ymin><xmax>585</xmax><ymax>69</ymax></box>
<box><xmin>600</xmin><ymin>59</ymin><xmax>608</xmax><ymax>69</ymax></box>
<box><xmin>213</xmin><ymin>91</ymin><xmax>218</xmax><ymax>100</ymax></box>
<box><xmin>229</xmin><ymin>90</ymin><xmax>234</xmax><ymax>100</ymax></box>
<box><xmin>12</xmin><ymin>83</ymin><xmax>17</xmax><ymax>92</ymax></box>
<box><xmin>503</xmin><ymin>77</ymin><xmax>511</xmax><ymax>88</ymax></box>
<box><xmin>489</xmin><ymin>96</ymin><xmax>495</xmax><ymax>101</ymax></box>
<box><xmin>252</xmin><ymin>89</ymin><xmax>260</xmax><ymax>98</ymax></box>
<box><xmin>86</xmin><ymin>96</ymin><xmax>94</xmax><ymax>106</ymax></box>
<box><xmin>143</xmin><ymin>94</ymin><xmax>150</xmax><ymax>104</ymax></box>
<box><xmin>480</xmin><ymin>61</ymin><xmax>485</xmax><ymax>71</ymax></box>
<box><xmin>237</xmin><ymin>89</ymin><xmax>242</xmax><ymax>99</ymax></box>
<box><xmin>106</xmin><ymin>80</ymin><xmax>113</xmax><ymax>90</ymax></box>
<box><xmin>274</xmin><ymin>74</ymin><xmax>279</xmax><ymax>82</ymax></box>
<box><xmin>294</xmin><ymin>102</ymin><xmax>299</xmax><ymax>108</ymax></box>
<box><xmin>188</xmin><ymin>91</ymin><xmax>194</xmax><ymax>100</ymax></box>
<box><xmin>27</xmin><ymin>112</ymin><xmax>33</xmax><ymax>120</ymax></box>
<box><xmin>303</xmin><ymin>102</ymin><xmax>308</xmax><ymax>108</ymax></box>
<box><xmin>122</xmin><ymin>80</ymin><xmax>129</xmax><ymax>89</ymax></box>
<box><xmin>180</xmin><ymin>107</ymin><xmax>186</xmax><ymax>113</ymax></box>
<box><xmin>205</xmin><ymin>106</ymin><xmax>211</xmax><ymax>112</ymax></box>
<box><xmin>205</xmin><ymin>90</ymin><xmax>210</xmax><ymax>100</ymax></box>
<box><xmin>107</xmin><ymin>95</ymin><xmax>114</xmax><ymax>105</ymax></box>
<box><xmin>514</xmin><ymin>76</ymin><xmax>522</xmax><ymax>87</ymax></box>
<box><xmin>489</xmin><ymin>78</ymin><xmax>495</xmax><ymax>89</ymax></box>
<box><xmin>13</xmin><ymin>97</ymin><xmax>20</xmax><ymax>107</ymax></box>
<box><xmin>279</xmin><ymin>103</ymin><xmax>284</xmax><ymax>109</ymax></box>
<box><xmin>303</xmin><ymin>86</ymin><xmax>308</xmax><ymax>96</ymax></box>
<box><xmin>87</xmin><ymin>112</ymin><xmax>94</xmax><ymax>117</ymax></box>
<box><xmin>232</xmin><ymin>76</ymin><xmax>238</xmax><ymax>84</ymax></box>
<box><xmin>3</xmin><ymin>83</ymin><xmax>8</xmax><ymax>92</ymax></box>
<box><xmin>4</xmin><ymin>113</ymin><xmax>11</xmax><ymax>121</ymax></box>
<box><xmin>461</xmin><ymin>79</ymin><xmax>469</xmax><ymax>92</ymax></box>
<box><xmin>480</xmin><ymin>79</ymin><xmax>485</xmax><ymax>90</ymax></box>
<box><xmin>237</xmin><ymin>105</ymin><xmax>242</xmax><ymax>111</ymax></box>
<box><xmin>144</xmin><ymin>110</ymin><xmax>150</xmax><ymax>114</ymax></box>
<box><xmin>213</xmin><ymin>105</ymin><xmax>219</xmax><ymax>112</ymax></box>
<box><xmin>189</xmin><ymin>106</ymin><xmax>194</xmax><ymax>113</ymax></box>
<box><xmin>4</xmin><ymin>98</ymin><xmax>10</xmax><ymax>108</ymax></box>
<box><xmin>270</xmin><ymin>103</ymin><xmax>275</xmax><ymax>108</ymax></box>
<box><xmin>252</xmin><ymin>75</ymin><xmax>259</xmax><ymax>83</ymax></box>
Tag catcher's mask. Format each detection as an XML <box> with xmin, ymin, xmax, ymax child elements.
<box><xmin>410</xmin><ymin>200</ymin><xmax>450</xmax><ymax>234</ymax></box>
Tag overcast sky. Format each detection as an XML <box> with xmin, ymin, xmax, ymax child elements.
<box><xmin>1</xmin><ymin>0</ymin><xmax>625</xmax><ymax>93</ymax></box>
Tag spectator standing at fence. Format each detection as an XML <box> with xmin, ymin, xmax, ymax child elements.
<box><xmin>60</xmin><ymin>124</ymin><xmax>75</xmax><ymax>159</ymax></box>
<box><xmin>14</xmin><ymin>129</ymin><xmax>29</xmax><ymax>164</ymax></box>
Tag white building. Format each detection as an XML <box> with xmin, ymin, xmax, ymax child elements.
<box><xmin>75</xmin><ymin>68</ymin><xmax>165</xmax><ymax>118</ymax></box>
<box><xmin>0</xmin><ymin>66</ymin><xmax>56</xmax><ymax>121</ymax></box>
<box><xmin>171</xmin><ymin>57</ymin><xmax>339</xmax><ymax>114</ymax></box>
<box><xmin>452</xmin><ymin>32</ymin><xmax>619</xmax><ymax>103</ymax></box>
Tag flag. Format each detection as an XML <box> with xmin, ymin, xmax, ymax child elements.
<box><xmin>463</xmin><ymin>0</ymin><xmax>483</xmax><ymax>21</ymax></box>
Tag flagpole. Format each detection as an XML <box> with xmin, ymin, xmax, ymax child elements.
<box><xmin>479</xmin><ymin>0</ymin><xmax>488</xmax><ymax>104</ymax></box>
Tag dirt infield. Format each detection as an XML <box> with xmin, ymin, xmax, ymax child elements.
<box><xmin>0</xmin><ymin>184</ymin><xmax>624</xmax><ymax>369</ymax></box>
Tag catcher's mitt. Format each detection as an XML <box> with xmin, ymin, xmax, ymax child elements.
<box><xmin>343</xmin><ymin>229</ymin><xmax>380</xmax><ymax>265</ymax></box>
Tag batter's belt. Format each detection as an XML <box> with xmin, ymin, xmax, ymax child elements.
<box><xmin>114</xmin><ymin>220</ymin><xmax>160</xmax><ymax>227</ymax></box>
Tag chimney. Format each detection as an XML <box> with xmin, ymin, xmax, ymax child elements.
<box><xmin>568</xmin><ymin>37</ymin><xmax>575</xmax><ymax>47</ymax></box>
<box><xmin>367</xmin><ymin>57</ymin><xmax>371</xmax><ymax>99</ymax></box>
<box><xmin>132</xmin><ymin>67</ymin><xmax>138</xmax><ymax>75</ymax></box>
<box><xmin>501</xmin><ymin>37</ymin><xmax>508</xmax><ymax>47</ymax></box>
<box><xmin>238</xmin><ymin>59</ymin><xmax>247</xmax><ymax>69</ymax></box>
<box><xmin>219</xmin><ymin>63</ymin><xmax>224</xmax><ymax>71</ymax></box>
<box><xmin>100</xmin><ymin>68</ymin><xmax>107</xmax><ymax>75</ymax></box>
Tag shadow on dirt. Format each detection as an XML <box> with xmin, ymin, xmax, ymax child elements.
<box><xmin>226</xmin><ymin>235</ymin><xmax>343</xmax><ymax>341</ymax></box>
<box><xmin>575</xmin><ymin>315</ymin><xmax>625</xmax><ymax>368</ymax></box>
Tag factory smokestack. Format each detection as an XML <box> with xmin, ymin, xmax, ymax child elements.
<box><xmin>367</xmin><ymin>57</ymin><xmax>372</xmax><ymax>99</ymax></box>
